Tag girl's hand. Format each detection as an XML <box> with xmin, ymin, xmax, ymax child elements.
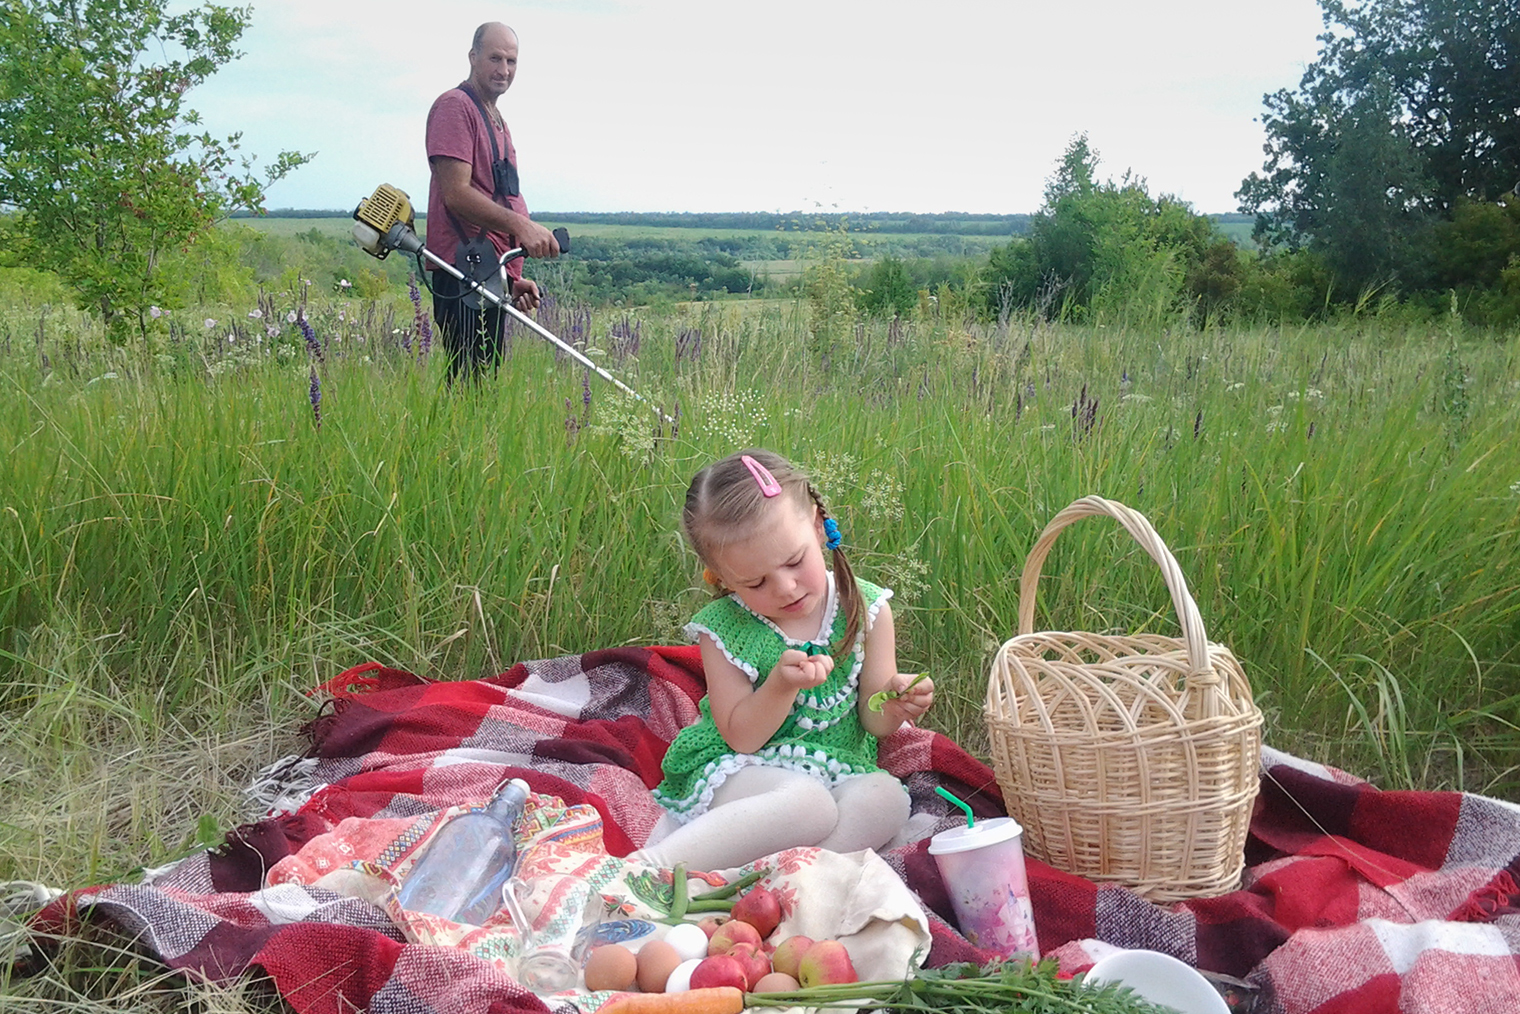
<box><xmin>772</xmin><ymin>648</ymin><xmax>833</xmax><ymax>691</ymax></box>
<box><xmin>881</xmin><ymin>672</ymin><xmax>934</xmax><ymax>724</ymax></box>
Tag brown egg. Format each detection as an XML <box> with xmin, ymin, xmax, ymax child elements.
<box><xmin>635</xmin><ymin>939</ymin><xmax>682</xmax><ymax>993</ymax></box>
<box><xmin>583</xmin><ymin>943</ymin><xmax>638</xmax><ymax>992</ymax></box>
<box><xmin>753</xmin><ymin>971</ymin><xmax>801</xmax><ymax>993</ymax></box>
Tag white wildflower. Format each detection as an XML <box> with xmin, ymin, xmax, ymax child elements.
<box><xmin>248</xmin><ymin>308</ymin><xmax>263</xmax><ymax>319</ymax></box>
<box><xmin>697</xmin><ymin>388</ymin><xmax>766</xmax><ymax>447</ymax></box>
<box><xmin>860</xmin><ymin>469</ymin><xmax>905</xmax><ymax>523</ymax></box>
<box><xmin>880</xmin><ymin>552</ymin><xmax>930</xmax><ymax>602</ymax></box>
<box><xmin>808</xmin><ymin>452</ymin><xmax>859</xmax><ymax>504</ymax></box>
<box><xmin>647</xmin><ymin>600</ymin><xmax>686</xmax><ymax>642</ymax></box>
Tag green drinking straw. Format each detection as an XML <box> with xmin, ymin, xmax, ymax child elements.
<box><xmin>935</xmin><ymin>786</ymin><xmax>975</xmax><ymax>829</ymax></box>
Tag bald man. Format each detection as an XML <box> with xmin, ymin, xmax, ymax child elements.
<box><xmin>425</xmin><ymin>22</ymin><xmax>559</xmax><ymax>385</ymax></box>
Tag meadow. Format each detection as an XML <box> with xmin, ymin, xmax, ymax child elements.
<box><xmin>1</xmin><ymin>274</ymin><xmax>1518</xmax><ymax>1009</ymax></box>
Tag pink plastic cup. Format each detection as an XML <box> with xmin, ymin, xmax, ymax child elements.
<box><xmin>928</xmin><ymin>816</ymin><xmax>1039</xmax><ymax>959</ymax></box>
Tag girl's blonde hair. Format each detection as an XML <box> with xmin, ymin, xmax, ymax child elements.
<box><xmin>683</xmin><ymin>448</ymin><xmax>863</xmax><ymax>656</ymax></box>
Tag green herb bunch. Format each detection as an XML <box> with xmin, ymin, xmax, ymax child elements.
<box><xmin>746</xmin><ymin>957</ymin><xmax>1182</xmax><ymax>1013</ymax></box>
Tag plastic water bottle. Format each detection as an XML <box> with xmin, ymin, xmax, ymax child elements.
<box><xmin>395</xmin><ymin>777</ymin><xmax>531</xmax><ymax>925</ymax></box>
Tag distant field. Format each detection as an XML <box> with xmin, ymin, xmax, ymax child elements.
<box><xmin>744</xmin><ymin>258</ymin><xmax>809</xmax><ymax>282</ymax></box>
<box><xmin>240</xmin><ymin>214</ymin><xmax>1254</xmax><ymax>250</ymax></box>
<box><xmin>238</xmin><ymin>216</ymin><xmax>362</xmax><ymax>238</ymax></box>
<box><xmin>1215</xmin><ymin>219</ymin><xmax>1256</xmax><ymax>247</ymax></box>
<box><xmin>236</xmin><ymin>216</ymin><xmax>1011</xmax><ymax>249</ymax></box>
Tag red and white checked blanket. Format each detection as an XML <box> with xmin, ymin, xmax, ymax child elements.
<box><xmin>26</xmin><ymin>646</ymin><xmax>1520</xmax><ymax>1013</ymax></box>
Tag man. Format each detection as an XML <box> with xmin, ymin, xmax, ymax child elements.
<box><xmin>425</xmin><ymin>22</ymin><xmax>559</xmax><ymax>384</ymax></box>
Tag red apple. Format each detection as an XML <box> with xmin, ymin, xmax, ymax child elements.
<box><xmin>770</xmin><ymin>935</ymin><xmax>815</xmax><ymax>979</ymax></box>
<box><xmin>689</xmin><ymin>954</ymin><xmax>748</xmax><ymax>992</ymax></box>
<box><xmin>798</xmin><ymin>939</ymin><xmax>858</xmax><ymax>987</ymax></box>
<box><xmin>698</xmin><ymin>915</ymin><xmax>729</xmax><ymax>939</ymax></box>
<box><xmin>726</xmin><ymin>941</ymin><xmax>773</xmax><ymax>990</ymax></box>
<box><xmin>730</xmin><ymin>885</ymin><xmax>783</xmax><ymax>938</ymax></box>
<box><xmin>707</xmin><ymin>918</ymin><xmax>762</xmax><ymax>955</ymax></box>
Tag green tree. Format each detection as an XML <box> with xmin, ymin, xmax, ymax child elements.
<box><xmin>0</xmin><ymin>0</ymin><xmax>310</xmax><ymax>341</ymax></box>
<box><xmin>1237</xmin><ymin>0</ymin><xmax>1518</xmax><ymax>293</ymax></box>
<box><xmin>856</xmin><ymin>256</ymin><xmax>916</xmax><ymax>318</ymax></box>
<box><xmin>981</xmin><ymin>135</ymin><xmax>1217</xmax><ymax>323</ymax></box>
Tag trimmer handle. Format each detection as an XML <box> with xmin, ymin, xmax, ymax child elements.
<box><xmin>497</xmin><ymin>227</ymin><xmax>571</xmax><ymax>267</ymax></box>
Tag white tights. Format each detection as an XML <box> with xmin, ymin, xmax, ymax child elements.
<box><xmin>635</xmin><ymin>766</ymin><xmax>911</xmax><ymax>872</ymax></box>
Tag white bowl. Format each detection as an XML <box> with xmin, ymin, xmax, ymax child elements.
<box><xmin>1085</xmin><ymin>949</ymin><xmax>1230</xmax><ymax>1014</ymax></box>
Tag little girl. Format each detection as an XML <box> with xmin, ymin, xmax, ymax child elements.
<box><xmin>639</xmin><ymin>448</ymin><xmax>934</xmax><ymax>871</ymax></box>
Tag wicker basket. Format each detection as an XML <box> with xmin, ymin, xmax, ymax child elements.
<box><xmin>984</xmin><ymin>496</ymin><xmax>1263</xmax><ymax>902</ymax></box>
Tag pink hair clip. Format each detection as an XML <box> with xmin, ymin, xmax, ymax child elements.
<box><xmin>740</xmin><ymin>454</ymin><xmax>782</xmax><ymax>497</ymax></box>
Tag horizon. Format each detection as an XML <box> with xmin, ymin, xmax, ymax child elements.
<box><xmin>241</xmin><ymin>207</ymin><xmax>1257</xmax><ymax>219</ymax></box>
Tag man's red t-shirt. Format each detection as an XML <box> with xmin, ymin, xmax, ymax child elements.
<box><xmin>424</xmin><ymin>85</ymin><xmax>531</xmax><ymax>279</ymax></box>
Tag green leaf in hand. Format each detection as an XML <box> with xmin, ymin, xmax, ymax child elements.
<box><xmin>868</xmin><ymin>672</ymin><xmax>929</xmax><ymax>712</ymax></box>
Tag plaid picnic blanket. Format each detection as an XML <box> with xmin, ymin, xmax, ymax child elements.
<box><xmin>25</xmin><ymin>645</ymin><xmax>1520</xmax><ymax>1013</ymax></box>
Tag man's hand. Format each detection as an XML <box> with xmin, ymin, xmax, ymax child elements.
<box><xmin>516</xmin><ymin>219</ymin><xmax>559</xmax><ymax>259</ymax></box>
<box><xmin>511</xmin><ymin>278</ymin><xmax>541</xmax><ymax>311</ymax></box>
<box><xmin>771</xmin><ymin>649</ymin><xmax>833</xmax><ymax>692</ymax></box>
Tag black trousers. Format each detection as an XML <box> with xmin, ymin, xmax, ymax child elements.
<box><xmin>431</xmin><ymin>270</ymin><xmax>507</xmax><ymax>386</ymax></box>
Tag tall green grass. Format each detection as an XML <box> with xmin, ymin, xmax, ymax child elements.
<box><xmin>3</xmin><ymin>293</ymin><xmax>1519</xmax><ymax>900</ymax></box>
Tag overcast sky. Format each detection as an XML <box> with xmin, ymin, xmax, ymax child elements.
<box><xmin>191</xmin><ymin>0</ymin><xmax>1328</xmax><ymax>215</ymax></box>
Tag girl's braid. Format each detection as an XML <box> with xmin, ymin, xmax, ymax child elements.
<box><xmin>809</xmin><ymin>484</ymin><xmax>863</xmax><ymax>657</ymax></box>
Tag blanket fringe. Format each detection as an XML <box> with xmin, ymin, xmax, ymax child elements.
<box><xmin>245</xmin><ymin>754</ymin><xmax>325</xmax><ymax>818</ymax></box>
<box><xmin>2</xmin><ymin>880</ymin><xmax>63</xmax><ymax>964</ymax></box>
<box><xmin>1449</xmin><ymin>868</ymin><xmax>1520</xmax><ymax>922</ymax></box>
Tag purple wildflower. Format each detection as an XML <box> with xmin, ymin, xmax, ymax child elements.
<box><xmin>299</xmin><ymin>315</ymin><xmax>322</xmax><ymax>363</ymax></box>
<box><xmin>309</xmin><ymin>366</ymin><xmax>322</xmax><ymax>430</ymax></box>
<box><xmin>408</xmin><ymin>274</ymin><xmax>433</xmax><ymax>363</ymax></box>
<box><xmin>609</xmin><ymin>316</ymin><xmax>641</xmax><ymax>365</ymax></box>
<box><xmin>582</xmin><ymin>369</ymin><xmax>592</xmax><ymax>411</ymax></box>
<box><xmin>675</xmin><ymin>327</ymin><xmax>702</xmax><ymax>364</ymax></box>
<box><xmin>1071</xmin><ymin>383</ymin><xmax>1098</xmax><ymax>440</ymax></box>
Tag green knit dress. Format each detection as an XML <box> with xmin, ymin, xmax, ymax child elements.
<box><xmin>652</xmin><ymin>574</ymin><xmax>893</xmax><ymax>823</ymax></box>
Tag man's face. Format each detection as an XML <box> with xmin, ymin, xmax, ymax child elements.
<box><xmin>469</xmin><ymin>28</ymin><xmax>518</xmax><ymax>99</ymax></box>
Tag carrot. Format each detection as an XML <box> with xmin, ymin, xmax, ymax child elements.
<box><xmin>597</xmin><ymin>986</ymin><xmax>743</xmax><ymax>1014</ymax></box>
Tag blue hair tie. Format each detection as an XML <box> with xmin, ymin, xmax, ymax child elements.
<box><xmin>823</xmin><ymin>517</ymin><xmax>842</xmax><ymax>550</ymax></box>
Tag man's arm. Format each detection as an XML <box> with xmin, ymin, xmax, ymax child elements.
<box><xmin>431</xmin><ymin>156</ymin><xmax>559</xmax><ymax>259</ymax></box>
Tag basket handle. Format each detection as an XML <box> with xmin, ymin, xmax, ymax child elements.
<box><xmin>1017</xmin><ymin>495</ymin><xmax>1212</xmax><ymax>678</ymax></box>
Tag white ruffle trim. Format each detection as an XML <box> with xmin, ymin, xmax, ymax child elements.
<box><xmin>654</xmin><ymin>748</ymin><xmax>875</xmax><ymax>825</ymax></box>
